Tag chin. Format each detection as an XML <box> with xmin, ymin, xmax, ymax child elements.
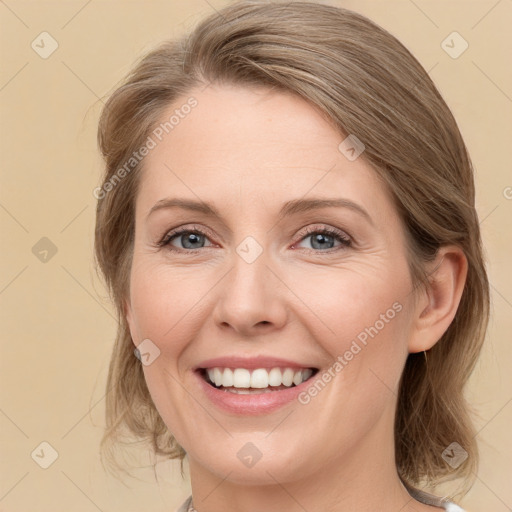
<box><xmin>188</xmin><ymin>437</ymin><xmax>322</xmax><ymax>486</ymax></box>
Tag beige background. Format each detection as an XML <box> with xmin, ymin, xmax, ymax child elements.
<box><xmin>0</xmin><ymin>0</ymin><xmax>510</xmax><ymax>511</ymax></box>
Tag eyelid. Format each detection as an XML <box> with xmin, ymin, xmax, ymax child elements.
<box><xmin>291</xmin><ymin>224</ymin><xmax>352</xmax><ymax>251</ymax></box>
<box><xmin>296</xmin><ymin>223</ymin><xmax>351</xmax><ymax>241</ymax></box>
<box><xmin>158</xmin><ymin>224</ymin><xmax>216</xmax><ymax>248</ymax></box>
<box><xmin>158</xmin><ymin>222</ymin><xmax>353</xmax><ymax>252</ymax></box>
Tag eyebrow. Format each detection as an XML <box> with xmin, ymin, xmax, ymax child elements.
<box><xmin>147</xmin><ymin>197</ymin><xmax>373</xmax><ymax>225</ymax></box>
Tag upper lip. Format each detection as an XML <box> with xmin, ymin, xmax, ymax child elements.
<box><xmin>194</xmin><ymin>356</ymin><xmax>318</xmax><ymax>370</ymax></box>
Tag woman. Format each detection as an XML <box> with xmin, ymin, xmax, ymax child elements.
<box><xmin>94</xmin><ymin>1</ymin><xmax>490</xmax><ymax>511</ymax></box>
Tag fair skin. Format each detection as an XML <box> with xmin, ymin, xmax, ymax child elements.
<box><xmin>125</xmin><ymin>84</ymin><xmax>467</xmax><ymax>512</ymax></box>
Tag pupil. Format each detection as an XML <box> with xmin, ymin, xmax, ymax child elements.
<box><xmin>312</xmin><ymin>233</ymin><xmax>334</xmax><ymax>250</ymax></box>
<box><xmin>184</xmin><ymin>233</ymin><xmax>203</xmax><ymax>249</ymax></box>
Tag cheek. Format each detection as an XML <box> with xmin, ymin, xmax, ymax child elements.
<box><xmin>140</xmin><ymin>363</ymin><xmax>192</xmax><ymax>449</ymax></box>
<box><xmin>128</xmin><ymin>259</ymin><xmax>204</xmax><ymax>347</ymax></box>
<box><xmin>288</xmin><ymin>263</ymin><xmax>411</xmax><ymax>352</ymax></box>
<box><xmin>323</xmin><ymin>299</ymin><xmax>409</xmax><ymax>404</ymax></box>
<box><xmin>294</xmin><ymin>299</ymin><xmax>411</xmax><ymax>456</ymax></box>
<box><xmin>290</xmin><ymin>262</ymin><xmax>412</xmax><ymax>409</ymax></box>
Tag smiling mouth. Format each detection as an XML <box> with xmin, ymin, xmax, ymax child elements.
<box><xmin>198</xmin><ymin>367</ymin><xmax>319</xmax><ymax>394</ymax></box>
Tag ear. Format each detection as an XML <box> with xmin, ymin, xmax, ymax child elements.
<box><xmin>408</xmin><ymin>246</ymin><xmax>468</xmax><ymax>354</ymax></box>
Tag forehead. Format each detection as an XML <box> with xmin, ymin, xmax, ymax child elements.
<box><xmin>136</xmin><ymin>83</ymin><xmax>394</xmax><ymax>221</ymax></box>
<box><xmin>154</xmin><ymin>84</ymin><xmax>339</xmax><ymax>163</ymax></box>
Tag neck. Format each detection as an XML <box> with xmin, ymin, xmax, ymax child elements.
<box><xmin>186</xmin><ymin>406</ymin><xmax>427</xmax><ymax>512</ymax></box>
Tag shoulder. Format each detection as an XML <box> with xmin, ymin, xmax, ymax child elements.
<box><xmin>174</xmin><ymin>495</ymin><xmax>193</xmax><ymax>512</ymax></box>
<box><xmin>406</xmin><ymin>484</ymin><xmax>467</xmax><ymax>511</ymax></box>
<box><xmin>175</xmin><ymin>492</ymin><xmax>467</xmax><ymax>512</ymax></box>
<box><xmin>444</xmin><ymin>503</ymin><xmax>466</xmax><ymax>512</ymax></box>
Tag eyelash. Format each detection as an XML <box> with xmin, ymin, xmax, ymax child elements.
<box><xmin>157</xmin><ymin>224</ymin><xmax>352</xmax><ymax>254</ymax></box>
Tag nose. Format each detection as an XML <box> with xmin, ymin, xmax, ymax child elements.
<box><xmin>212</xmin><ymin>247</ymin><xmax>288</xmax><ymax>337</ymax></box>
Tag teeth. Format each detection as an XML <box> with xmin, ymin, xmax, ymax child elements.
<box><xmin>282</xmin><ymin>368</ymin><xmax>295</xmax><ymax>386</ymax></box>
<box><xmin>268</xmin><ymin>368</ymin><xmax>282</xmax><ymax>386</ymax></box>
<box><xmin>214</xmin><ymin>368</ymin><xmax>223</xmax><ymax>387</ymax></box>
<box><xmin>222</xmin><ymin>368</ymin><xmax>234</xmax><ymax>386</ymax></box>
<box><xmin>250</xmin><ymin>368</ymin><xmax>268</xmax><ymax>388</ymax></box>
<box><xmin>204</xmin><ymin>367</ymin><xmax>314</xmax><ymax>389</ymax></box>
<box><xmin>293</xmin><ymin>370</ymin><xmax>304</xmax><ymax>386</ymax></box>
<box><xmin>233</xmin><ymin>368</ymin><xmax>251</xmax><ymax>388</ymax></box>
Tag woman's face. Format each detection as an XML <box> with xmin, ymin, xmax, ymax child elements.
<box><xmin>125</xmin><ymin>83</ymin><xmax>422</xmax><ymax>484</ymax></box>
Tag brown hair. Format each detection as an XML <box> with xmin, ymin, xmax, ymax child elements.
<box><xmin>94</xmin><ymin>0</ymin><xmax>490</xmax><ymax>497</ymax></box>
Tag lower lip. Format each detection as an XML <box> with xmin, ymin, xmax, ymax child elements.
<box><xmin>194</xmin><ymin>370</ymin><xmax>315</xmax><ymax>415</ymax></box>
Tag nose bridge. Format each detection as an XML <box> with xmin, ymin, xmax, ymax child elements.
<box><xmin>227</xmin><ymin>235</ymin><xmax>272</xmax><ymax>307</ymax></box>
<box><xmin>212</xmin><ymin>234</ymin><xmax>287</xmax><ymax>333</ymax></box>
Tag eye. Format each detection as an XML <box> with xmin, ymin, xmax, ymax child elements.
<box><xmin>157</xmin><ymin>224</ymin><xmax>352</xmax><ymax>254</ymax></box>
<box><xmin>158</xmin><ymin>225</ymin><xmax>213</xmax><ymax>252</ymax></box>
<box><xmin>293</xmin><ymin>225</ymin><xmax>352</xmax><ymax>252</ymax></box>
